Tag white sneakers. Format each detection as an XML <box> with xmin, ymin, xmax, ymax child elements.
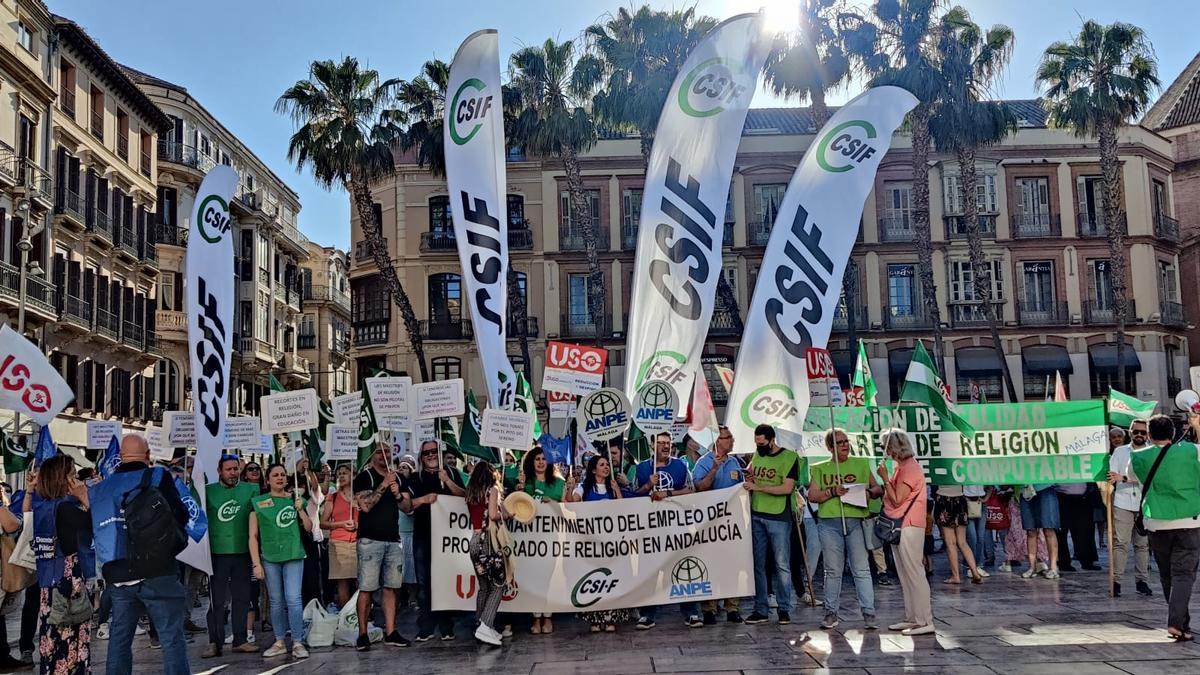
<box><xmin>95</xmin><ymin>623</ymin><xmax>109</xmax><ymax>640</ymax></box>
<box><xmin>902</xmin><ymin>624</ymin><xmax>935</xmax><ymax>636</ymax></box>
<box><xmin>262</xmin><ymin>641</ymin><xmax>288</xmax><ymax>658</ymax></box>
<box><xmin>292</xmin><ymin>643</ymin><xmax>309</xmax><ymax>659</ymax></box>
<box><xmin>998</xmin><ymin>563</ymin><xmax>1012</xmax><ymax>572</ymax></box>
<box><xmin>888</xmin><ymin>621</ymin><xmax>918</xmax><ymax>631</ymax></box>
<box><xmin>474</xmin><ymin>624</ymin><xmax>502</xmax><ymax>646</ymax></box>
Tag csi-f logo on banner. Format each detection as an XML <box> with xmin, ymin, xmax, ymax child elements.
<box><xmin>636</xmin><ymin>351</ymin><xmax>689</xmax><ymax>390</ymax></box>
<box><xmin>740</xmin><ymin>383</ymin><xmax>800</xmax><ymax>428</ymax></box>
<box><xmin>815</xmin><ymin>120</ymin><xmax>878</xmax><ymax>173</ymax></box>
<box><xmin>197</xmin><ymin>194</ymin><xmax>231</xmax><ymax>243</ymax></box>
<box><xmin>647</xmin><ymin>159</ymin><xmax>721</xmax><ymax>321</ymax></box>
<box><xmin>678</xmin><ymin>57</ymin><xmax>749</xmax><ymax>118</ymax></box>
<box><xmin>571</xmin><ymin>568</ymin><xmax>619</xmax><ymax>608</ymax></box>
<box><xmin>449</xmin><ymin>77</ymin><xmax>492</xmax><ymax>145</ymax></box>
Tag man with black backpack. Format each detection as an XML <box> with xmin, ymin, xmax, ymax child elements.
<box><xmin>90</xmin><ymin>434</ymin><xmax>191</xmax><ymax>675</ymax></box>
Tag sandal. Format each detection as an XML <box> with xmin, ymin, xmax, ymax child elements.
<box><xmin>1168</xmin><ymin>628</ymin><xmax>1194</xmax><ymax>641</ymax></box>
<box><xmin>971</xmin><ymin>573</ymin><xmax>984</xmax><ymax>585</ymax></box>
<box><xmin>542</xmin><ymin>619</ymin><xmax>554</xmax><ymax>634</ymax></box>
<box><xmin>530</xmin><ymin>621</ymin><xmax>541</xmax><ymax>635</ymax></box>
<box><xmin>590</xmin><ymin>625</ymin><xmax>601</xmax><ymax>633</ymax></box>
<box><xmin>605</xmin><ymin>624</ymin><xmax>616</xmax><ymax>633</ymax></box>
<box><xmin>942</xmin><ymin>578</ymin><xmax>961</xmax><ymax>585</ymax></box>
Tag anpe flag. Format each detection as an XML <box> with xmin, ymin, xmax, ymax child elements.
<box><xmin>33</xmin><ymin>426</ymin><xmax>56</xmax><ymax>466</ymax></box>
<box><xmin>1107</xmin><ymin>389</ymin><xmax>1156</xmax><ymax>427</ymax></box>
<box><xmin>899</xmin><ymin>342</ymin><xmax>975</xmax><ymax>437</ymax></box>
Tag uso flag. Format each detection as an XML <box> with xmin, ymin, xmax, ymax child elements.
<box><xmin>0</xmin><ymin>324</ymin><xmax>72</xmax><ymax>426</ymax></box>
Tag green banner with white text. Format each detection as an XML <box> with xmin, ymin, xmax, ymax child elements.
<box><xmin>793</xmin><ymin>401</ymin><xmax>1108</xmax><ymax>485</ymax></box>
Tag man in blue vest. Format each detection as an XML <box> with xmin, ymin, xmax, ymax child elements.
<box><xmin>90</xmin><ymin>434</ymin><xmax>191</xmax><ymax>675</ymax></box>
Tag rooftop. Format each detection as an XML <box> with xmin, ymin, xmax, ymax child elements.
<box><xmin>1144</xmin><ymin>51</ymin><xmax>1200</xmax><ymax>131</ymax></box>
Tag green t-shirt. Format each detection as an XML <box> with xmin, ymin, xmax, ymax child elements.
<box><xmin>525</xmin><ymin>478</ymin><xmax>565</xmax><ymax>502</ymax></box>
<box><xmin>809</xmin><ymin>456</ymin><xmax>872</xmax><ymax>520</ymax></box>
<box><xmin>748</xmin><ymin>448</ymin><xmax>803</xmax><ymax>517</ymax></box>
<box><xmin>252</xmin><ymin>494</ymin><xmax>306</xmax><ymax>563</ymax></box>
<box><xmin>206</xmin><ymin>481</ymin><xmax>260</xmax><ymax>555</ymax></box>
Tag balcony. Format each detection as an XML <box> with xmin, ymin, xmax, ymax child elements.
<box><xmin>95</xmin><ymin>308</ymin><xmax>119</xmax><ymax>341</ymax></box>
<box><xmin>139</xmin><ymin>237</ymin><xmax>157</xmax><ymax>267</ymax></box>
<box><xmin>154</xmin><ymin>222</ymin><xmax>183</xmax><ymax>247</ymax></box>
<box><xmin>508</xmin><ymin>316</ymin><xmax>539</xmax><ymax>338</ymax></box>
<box><xmin>723</xmin><ymin>222</ymin><xmax>734</xmax><ymax>247</ymax></box>
<box><xmin>19</xmin><ymin>159</ymin><xmax>51</xmax><ymax>207</ymax></box>
<box><xmin>1155</xmin><ymin>213</ymin><xmax>1180</xmax><ymax>243</ymax></box>
<box><xmin>709</xmin><ymin>308</ymin><xmax>741</xmax><ymax>336</ymax></box>
<box><xmin>117</xmin><ymin>135</ymin><xmax>128</xmax><ymax>162</ymax></box>
<box><xmin>1011</xmin><ymin>213</ymin><xmax>1061</xmax><ymax>239</ymax></box>
<box><xmin>419</xmin><ymin>319</ymin><xmax>473</xmax><ymax>341</ymax></box>
<box><xmin>561</xmin><ymin>312</ymin><xmax>610</xmax><ymax>339</ymax></box>
<box><xmin>330</xmin><ymin>335</ymin><xmax>349</xmax><ymax>357</ymax></box>
<box><xmin>1083</xmin><ymin>299</ymin><xmax>1135</xmax><ymax>325</ymax></box>
<box><xmin>420</xmin><ymin>230</ymin><xmax>456</xmax><ymax>252</ymax></box>
<box><xmin>117</xmin><ymin>223</ymin><xmax>138</xmax><ymax>259</ymax></box>
<box><xmin>1017</xmin><ymin>300</ymin><xmax>1068</xmax><ymax>326</ymax></box>
<box><xmin>122</xmin><ymin>320</ymin><xmax>144</xmax><ymax>350</ymax></box>
<box><xmin>90</xmin><ymin>109</ymin><xmax>103</xmax><ymax>140</ymax></box>
<box><xmin>23</xmin><ymin>276</ymin><xmax>55</xmax><ymax>317</ymax></box>
<box><xmin>140</xmin><ymin>151</ymin><xmax>151</xmax><ymax>178</ymax></box>
<box><xmin>157</xmin><ymin>141</ymin><xmax>215</xmax><ymax>174</ymax></box>
<box><xmin>90</xmin><ymin>209</ymin><xmax>114</xmax><ymax>244</ymax></box>
<box><xmin>558</xmin><ymin>227</ymin><xmax>608</xmax><ymax>252</ymax></box>
<box><xmin>0</xmin><ymin>144</ymin><xmax>17</xmax><ymax>188</ymax></box>
<box><xmin>353</xmin><ymin>322</ymin><xmax>389</xmax><ymax>346</ymax></box>
<box><xmin>879</xmin><ymin>215</ymin><xmax>914</xmax><ymax>242</ymax></box>
<box><xmin>949</xmin><ymin>300</ymin><xmax>1004</xmax><ymax>328</ymax></box>
<box><xmin>354</xmin><ymin>239</ymin><xmax>387</xmax><ymax>263</ymax></box>
<box><xmin>1077</xmin><ymin>213</ymin><xmax>1108</xmax><ymax>238</ymax></box>
<box><xmin>944</xmin><ymin>214</ymin><xmax>996</xmax><ymax>240</ymax></box>
<box><xmin>145</xmin><ymin>334</ymin><xmax>162</xmax><ymax>356</ymax></box>
<box><xmin>54</xmin><ymin>189</ymin><xmax>85</xmax><ymax>228</ymax></box>
<box><xmin>883</xmin><ymin>305</ymin><xmax>933</xmax><ymax>329</ymax></box>
<box><xmin>59</xmin><ymin>89</ymin><xmax>75</xmax><ymax>117</ymax></box>
<box><xmin>298</xmin><ymin>333</ymin><xmax>316</xmax><ymax>350</ymax></box>
<box><xmin>831</xmin><ymin>303</ymin><xmax>868</xmax><ymax>331</ymax></box>
<box><xmin>748</xmin><ymin>221</ymin><xmax>771</xmax><ymax>246</ymax></box>
<box><xmin>61</xmin><ymin>295</ymin><xmax>92</xmax><ymax>330</ymax></box>
<box><xmin>509</xmin><ymin>228</ymin><xmax>533</xmax><ymax>250</ymax></box>
<box><xmin>286</xmin><ymin>353</ymin><xmax>311</xmax><ymax>378</ymax></box>
<box><xmin>304</xmin><ymin>284</ymin><xmax>351</xmax><ymax>314</ymax></box>
<box><xmin>155</xmin><ymin>309</ymin><xmax>187</xmax><ymax>341</ymax></box>
<box><xmin>1160</xmin><ymin>300</ymin><xmax>1186</xmax><ymax>327</ymax></box>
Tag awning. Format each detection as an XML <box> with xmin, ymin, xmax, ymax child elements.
<box><xmin>955</xmin><ymin>347</ymin><xmax>1004</xmax><ymax>373</ymax></box>
<box><xmin>888</xmin><ymin>348</ymin><xmax>913</xmax><ymax>377</ymax></box>
<box><xmin>1088</xmin><ymin>343</ymin><xmax>1141</xmax><ymax>371</ymax></box>
<box><xmin>1022</xmin><ymin>345</ymin><xmax>1073</xmax><ymax>375</ymax></box>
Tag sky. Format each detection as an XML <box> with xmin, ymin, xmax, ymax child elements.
<box><xmin>48</xmin><ymin>0</ymin><xmax>1200</xmax><ymax>251</ymax></box>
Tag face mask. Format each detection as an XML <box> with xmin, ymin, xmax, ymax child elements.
<box><xmin>755</xmin><ymin>443</ymin><xmax>771</xmax><ymax>456</ymax></box>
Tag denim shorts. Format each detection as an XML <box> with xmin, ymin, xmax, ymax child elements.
<box><xmin>1019</xmin><ymin>489</ymin><xmax>1060</xmax><ymax>530</ymax></box>
<box><xmin>356</xmin><ymin>538</ymin><xmax>405</xmax><ymax>592</ymax></box>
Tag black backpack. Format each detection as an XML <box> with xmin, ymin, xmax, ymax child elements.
<box><xmin>121</xmin><ymin>469</ymin><xmax>186</xmax><ymax>578</ymax></box>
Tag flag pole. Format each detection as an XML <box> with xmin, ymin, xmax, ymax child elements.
<box><xmin>436</xmin><ymin>417</ymin><xmax>445</xmax><ymax>487</ymax></box>
<box><xmin>825</xmin><ymin>369</ymin><xmax>847</xmax><ymax>537</ymax></box>
<box><xmin>791</xmin><ymin>486</ymin><xmax>818</xmax><ymax>606</ymax></box>
<box><xmin>1105</xmin><ymin>484</ymin><xmax>1115</xmax><ymax>596</ymax></box>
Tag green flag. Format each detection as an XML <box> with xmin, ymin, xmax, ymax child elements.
<box><xmin>357</xmin><ymin>384</ymin><xmax>380</xmax><ymax>470</ymax></box>
<box><xmin>515</xmin><ymin>372</ymin><xmax>542</xmax><ymax>440</ymax></box>
<box><xmin>851</xmin><ymin>339</ymin><xmax>877</xmax><ymax>406</ymax></box>
<box><xmin>1</xmin><ymin>428</ymin><xmax>29</xmax><ymax>475</ymax></box>
<box><xmin>899</xmin><ymin>342</ymin><xmax>975</xmax><ymax>437</ymax></box>
<box><xmin>1107</xmin><ymin>389</ymin><xmax>1156</xmax><ymax>427</ymax></box>
<box><xmin>458</xmin><ymin>391</ymin><xmax>498</xmax><ymax>462</ymax></box>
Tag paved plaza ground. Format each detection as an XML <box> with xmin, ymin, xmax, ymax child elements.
<box><xmin>76</xmin><ymin>550</ymin><xmax>1200</xmax><ymax>675</ymax></box>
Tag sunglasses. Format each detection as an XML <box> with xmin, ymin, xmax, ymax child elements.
<box><xmin>245</xmin><ymin>467</ymin><xmax>261</xmax><ymax>472</ymax></box>
<box><xmin>420</xmin><ymin>451</ymin><xmax>438</xmax><ymax>457</ymax></box>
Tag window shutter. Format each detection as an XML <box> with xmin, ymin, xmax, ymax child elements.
<box><xmin>54</xmin><ymin>147</ymin><xmax>66</xmax><ymax>207</ymax></box>
<box><xmin>560</xmin><ymin>191</ymin><xmax>570</xmax><ymax>229</ymax></box>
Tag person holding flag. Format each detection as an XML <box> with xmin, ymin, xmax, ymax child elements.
<box><xmin>691</xmin><ymin>425</ymin><xmax>745</xmax><ymax>625</ymax></box>
<box><xmin>1108</xmin><ymin>419</ymin><xmax>1154</xmax><ymax>597</ymax></box>
<box><xmin>406</xmin><ymin>439</ymin><xmax>465</xmax><ymax>643</ymax></box>
<box><xmin>351</xmin><ymin>443</ymin><xmax>412</xmax><ymax>650</ymax></box>
<box><xmin>201</xmin><ymin>455</ymin><xmax>261</xmax><ymax>658</ymax></box>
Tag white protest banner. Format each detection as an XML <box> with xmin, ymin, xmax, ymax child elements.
<box><xmin>547</xmin><ymin>390</ymin><xmax>576</xmax><ymax>419</ymax></box>
<box><xmin>444</xmin><ymin>30</ymin><xmax>516</xmax><ymax>410</ymax></box>
<box><xmin>164</xmin><ymin>410</ymin><xmax>196</xmax><ymax>446</ymax></box>
<box><xmin>432</xmin><ymin>486</ymin><xmax>752</xmax><ymax>612</ymax></box>
<box><xmin>146</xmin><ymin>426</ymin><xmax>172</xmax><ymax>462</ymax></box>
<box><xmin>0</xmin><ymin>324</ymin><xmax>73</xmax><ymax>426</ymax></box>
<box><xmin>414</xmin><ymin>379</ymin><xmax>465</xmax><ymax>420</ymax></box>
<box><xmin>543</xmin><ymin>342</ymin><xmax>608</xmax><ymax>396</ymax></box>
<box><xmin>624</xmin><ymin>13</ymin><xmax>770</xmax><ymax>408</ymax></box>
<box><xmin>576</xmin><ymin>388</ymin><xmax>632</xmax><ymax>442</ymax></box>
<box><xmin>379</xmin><ymin>413</ymin><xmax>412</xmax><ymax>431</ymax></box>
<box><xmin>806</xmin><ymin>348</ymin><xmax>845</xmax><ymax>407</ymax></box>
<box><xmin>481</xmin><ymin>408</ymin><xmax>535</xmax><ymax>449</ymax></box>
<box><xmin>366</xmin><ymin>376</ymin><xmax>411</xmax><ymax>416</ymax></box>
<box><xmin>223</xmin><ymin>417</ymin><xmax>261</xmax><ymax>450</ymax></box>
<box><xmin>670</xmin><ymin>419</ymin><xmax>690</xmax><ymax>443</ymax></box>
<box><xmin>633</xmin><ymin>380</ymin><xmax>680</xmax><ymax>434</ymax></box>
<box><xmin>86</xmin><ymin>420</ymin><xmax>123</xmax><ymax>450</ymax></box>
<box><xmin>259</xmin><ymin>434</ymin><xmax>275</xmax><ymax>456</ymax></box>
<box><xmin>332</xmin><ymin>391</ymin><xmax>362</xmax><ymax>425</ymax></box>
<box><xmin>326</xmin><ymin>425</ymin><xmax>358</xmax><ymax>461</ymax></box>
<box><xmin>726</xmin><ymin>86</ymin><xmax>917</xmax><ymax>444</ymax></box>
<box><xmin>261</xmin><ymin>389</ymin><xmax>319</xmax><ymax>434</ymax></box>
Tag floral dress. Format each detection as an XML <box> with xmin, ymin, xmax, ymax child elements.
<box><xmin>38</xmin><ymin>554</ymin><xmax>91</xmax><ymax>675</ymax></box>
<box><xmin>1003</xmin><ymin>495</ymin><xmax>1049</xmax><ymax>563</ymax></box>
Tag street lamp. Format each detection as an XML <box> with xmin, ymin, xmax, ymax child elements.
<box><xmin>13</xmin><ymin>198</ymin><xmax>42</xmax><ymax>443</ymax></box>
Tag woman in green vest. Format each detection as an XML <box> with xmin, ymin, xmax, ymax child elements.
<box><xmin>249</xmin><ymin>463</ymin><xmax>314</xmax><ymax>660</ymax></box>
<box><xmin>516</xmin><ymin>445</ymin><xmax>573</xmax><ymax>634</ymax></box>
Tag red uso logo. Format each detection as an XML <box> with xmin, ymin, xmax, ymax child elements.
<box><xmin>0</xmin><ymin>354</ymin><xmax>52</xmax><ymax>413</ymax></box>
<box><xmin>805</xmin><ymin>348</ymin><xmax>835</xmax><ymax>379</ymax></box>
<box><xmin>845</xmin><ymin>386</ymin><xmax>864</xmax><ymax>406</ymax></box>
<box><xmin>547</xmin><ymin>342</ymin><xmax>606</xmax><ymax>373</ymax></box>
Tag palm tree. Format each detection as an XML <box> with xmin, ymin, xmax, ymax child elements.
<box><xmin>844</xmin><ymin>0</ymin><xmax>950</xmax><ymax>377</ymax></box>
<box><xmin>1036</xmin><ymin>21</ymin><xmax>1158</xmax><ymax>393</ymax></box>
<box><xmin>929</xmin><ymin>10</ymin><xmax>1018</xmax><ymax>400</ymax></box>
<box><xmin>276</xmin><ymin>57</ymin><xmax>431</xmax><ymax>381</ymax></box>
<box><xmin>397</xmin><ymin>59</ymin><xmax>534</xmax><ymax>382</ymax></box>
<box><xmin>509</xmin><ymin>39</ymin><xmax>604</xmax><ymax>343</ymax></box>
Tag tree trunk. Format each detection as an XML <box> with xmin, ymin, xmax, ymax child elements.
<box><xmin>1098</xmin><ymin>119</ymin><xmax>1128</xmax><ymax>392</ymax></box>
<box><xmin>560</xmin><ymin>141</ymin><xmax>607</xmax><ymax>346</ymax></box>
<box><xmin>909</xmin><ymin>104</ymin><xmax>947</xmax><ymax>378</ymax></box>
<box><xmin>958</xmin><ymin>145</ymin><xmax>1017</xmax><ymax>402</ymax></box>
<box><xmin>349</xmin><ymin>178</ymin><xmax>429</xmax><ymax>382</ymax></box>
<box><xmin>810</xmin><ymin>88</ymin><xmax>830</xmax><ymax>130</ymax></box>
<box><xmin>507</xmin><ymin>265</ymin><xmax>533</xmax><ymax>383</ymax></box>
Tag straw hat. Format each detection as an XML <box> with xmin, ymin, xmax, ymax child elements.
<box><xmin>503</xmin><ymin>491</ymin><xmax>537</xmax><ymax>524</ymax></box>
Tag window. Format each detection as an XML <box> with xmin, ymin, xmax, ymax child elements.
<box><xmin>507</xmin><ymin>194</ymin><xmax>525</xmax><ymax>229</ymax></box>
<box><xmin>559</xmin><ymin>189</ymin><xmax>601</xmax><ymax>249</ymax></box>
<box><xmin>59</xmin><ymin>62</ymin><xmax>76</xmax><ymax>117</ymax></box>
<box><xmin>752</xmin><ymin>184</ymin><xmax>787</xmax><ymax>225</ymax></box>
<box><xmin>1014</xmin><ymin>177</ymin><xmax>1051</xmax><ymax>232</ymax></box>
<box><xmin>160</xmin><ymin>274</ymin><xmax>175</xmax><ymax>311</ymax></box>
<box><xmin>1087</xmin><ymin>259</ymin><xmax>1113</xmax><ymax>310</ymax></box>
<box><xmin>429</xmin><ymin>195</ymin><xmax>452</xmax><ymax>233</ymax></box>
<box><xmin>1158</xmin><ymin>260</ymin><xmax>1179</xmax><ymax>304</ymax></box>
<box><xmin>944</xmin><ymin>172</ymin><xmax>998</xmax><ymax>214</ymax></box>
<box><xmin>18</xmin><ymin>115</ymin><xmax>35</xmax><ymax>160</ymax></box>
<box><xmin>256</xmin><ymin>291</ymin><xmax>269</xmax><ymax>339</ymax></box>
<box><xmin>89</xmin><ymin>88</ymin><xmax>103</xmax><ymax>141</ymax></box>
<box><xmin>351</xmin><ymin>276</ymin><xmax>390</xmax><ymax>323</ymax></box>
<box><xmin>1021</xmin><ymin>261</ymin><xmax>1054</xmax><ymax>311</ymax></box>
<box><xmin>509</xmin><ymin>271</ymin><xmax>527</xmax><ymax>323</ymax></box>
<box><xmin>116</xmin><ymin>110</ymin><xmax>129</xmax><ymax>160</ymax></box>
<box><xmin>1077</xmin><ymin>175</ymin><xmax>1104</xmax><ymax>231</ymax></box>
<box><xmin>1090</xmin><ymin>367</ymin><xmax>1135</xmax><ymax>398</ymax></box>
<box><xmin>432</xmin><ymin>357</ymin><xmax>461</xmax><ymax>381</ymax></box>
<box><xmin>948</xmin><ymin>260</ymin><xmax>1004</xmax><ymax>302</ymax></box>
<box><xmin>1152</xmin><ymin>180</ymin><xmax>1168</xmax><ymax>222</ymax></box>
<box><xmin>155</xmin><ymin>360</ymin><xmax>179</xmax><ymax>412</ymax></box>
<box><xmin>724</xmin><ymin>183</ymin><xmax>736</xmax><ymax>225</ymax></box>
<box><xmin>568</xmin><ymin>273</ymin><xmax>592</xmax><ymax>325</ymax></box>
<box><xmin>428</xmin><ymin>273</ymin><xmax>462</xmax><ymax>325</ymax></box>
<box><xmin>880</xmin><ymin>182</ymin><xmax>912</xmax><ymax>239</ymax></box>
<box><xmin>887</xmin><ymin>264</ymin><xmax>917</xmax><ymax>316</ymax></box>
<box><xmin>256</xmin><ymin>232</ymin><xmax>269</xmax><ymax>273</ymax></box>
<box><xmin>621</xmin><ymin>188</ymin><xmax>642</xmax><ymax>247</ymax></box>
<box><xmin>956</xmin><ymin>372</ymin><xmax>1001</xmax><ymax>403</ymax></box>
<box><xmin>16</xmin><ymin>20</ymin><xmax>33</xmax><ymax>53</ymax></box>
<box><xmin>702</xmin><ymin>355</ymin><xmax>732</xmax><ymax>405</ymax></box>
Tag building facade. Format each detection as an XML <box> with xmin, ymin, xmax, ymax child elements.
<box><xmin>299</xmin><ymin>240</ymin><xmax>351</xmax><ymax>399</ymax></box>
<box><xmin>350</xmin><ymin>100</ymin><xmax>1187</xmax><ymax>413</ymax></box>
<box><xmin>123</xmin><ymin>67</ymin><xmax>311</xmax><ymax>420</ymax></box>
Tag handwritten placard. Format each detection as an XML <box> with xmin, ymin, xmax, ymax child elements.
<box><xmin>261</xmin><ymin>389</ymin><xmax>319</xmax><ymax>434</ymax></box>
<box><xmin>332</xmin><ymin>391</ymin><xmax>362</xmax><ymax>426</ymax></box>
<box><xmin>366</xmin><ymin>376</ymin><xmax>412</xmax><ymax>415</ymax></box>
<box><xmin>413</xmin><ymin>379</ymin><xmax>464</xmax><ymax>420</ymax></box>
<box><xmin>164</xmin><ymin>411</ymin><xmax>196</xmax><ymax>446</ymax></box>
<box><xmin>86</xmin><ymin>420</ymin><xmax>123</xmax><ymax>449</ymax></box>
<box><xmin>481</xmin><ymin>408</ymin><xmax>536</xmax><ymax>449</ymax></box>
<box><xmin>146</xmin><ymin>426</ymin><xmax>173</xmax><ymax>461</ymax></box>
<box><xmin>223</xmin><ymin>417</ymin><xmax>262</xmax><ymax>450</ymax></box>
<box><xmin>326</xmin><ymin>424</ymin><xmax>358</xmax><ymax>461</ymax></box>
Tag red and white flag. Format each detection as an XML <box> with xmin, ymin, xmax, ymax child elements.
<box><xmin>1053</xmin><ymin>371</ymin><xmax>1068</xmax><ymax>402</ymax></box>
<box><xmin>687</xmin><ymin>371</ymin><xmax>718</xmax><ymax>434</ymax></box>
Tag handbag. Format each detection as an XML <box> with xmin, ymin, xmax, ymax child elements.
<box><xmin>873</xmin><ymin>488</ymin><xmax>919</xmax><ymax>546</ymax></box>
<box><xmin>984</xmin><ymin>493</ymin><xmax>1011</xmax><ymax>531</ymax></box>
<box><xmin>966</xmin><ymin>499</ymin><xmax>983</xmax><ymax>520</ymax></box>
<box><xmin>1134</xmin><ymin>443</ymin><xmax>1171</xmax><ymax>537</ymax></box>
<box><xmin>48</xmin><ymin>580</ymin><xmax>92</xmax><ymax>627</ymax></box>
<box><xmin>469</xmin><ymin>524</ymin><xmax>507</xmax><ymax>587</ymax></box>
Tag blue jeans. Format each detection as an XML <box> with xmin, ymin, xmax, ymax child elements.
<box><xmin>263</xmin><ymin>559</ymin><xmax>305</xmax><ymax>643</ymax></box>
<box><xmin>752</xmin><ymin>516</ymin><xmax>794</xmax><ymax>614</ymax></box>
<box><xmin>965</xmin><ymin>516</ymin><xmax>994</xmax><ymax>567</ymax></box>
<box><xmin>817</xmin><ymin>518</ymin><xmax>875</xmax><ymax>617</ymax></box>
<box><xmin>107</xmin><ymin>575</ymin><xmax>189</xmax><ymax>675</ymax></box>
<box><xmin>640</xmin><ymin>602</ymin><xmax>699</xmax><ymax>622</ymax></box>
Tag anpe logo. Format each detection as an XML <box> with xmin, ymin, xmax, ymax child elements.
<box><xmin>275</xmin><ymin>506</ymin><xmax>297</xmax><ymax>529</ymax></box>
<box><xmin>197</xmin><ymin>194</ymin><xmax>231</xmax><ymax>243</ymax></box>
<box><xmin>636</xmin><ymin>351</ymin><xmax>689</xmax><ymax>389</ymax></box>
<box><xmin>571</xmin><ymin>568</ymin><xmax>619</xmax><ymax>608</ymax></box>
<box><xmin>740</xmin><ymin>384</ymin><xmax>800</xmax><ymax>428</ymax></box>
<box><xmin>815</xmin><ymin>120</ymin><xmax>879</xmax><ymax>173</ymax></box>
<box><xmin>576</xmin><ymin>388</ymin><xmax>632</xmax><ymax>442</ymax></box>
<box><xmin>669</xmin><ymin>556</ymin><xmax>712</xmax><ymax>599</ymax></box>
<box><xmin>634</xmin><ymin>379</ymin><xmax>679</xmax><ymax>433</ymax></box>
<box><xmin>449</xmin><ymin>78</ymin><xmax>492</xmax><ymax>145</ymax></box>
<box><xmin>217</xmin><ymin>500</ymin><xmax>239</xmax><ymax>523</ymax></box>
<box><xmin>677</xmin><ymin>57</ymin><xmax>748</xmax><ymax>118</ymax></box>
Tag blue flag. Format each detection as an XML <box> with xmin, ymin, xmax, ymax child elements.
<box><xmin>33</xmin><ymin>427</ymin><xmax>56</xmax><ymax>465</ymax></box>
<box><xmin>538</xmin><ymin>432</ymin><xmax>573</xmax><ymax>467</ymax></box>
<box><xmin>174</xmin><ymin>476</ymin><xmax>208</xmax><ymax>542</ymax></box>
<box><xmin>98</xmin><ymin>435</ymin><xmax>120</xmax><ymax>480</ymax></box>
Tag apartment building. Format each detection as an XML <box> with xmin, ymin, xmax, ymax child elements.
<box><xmin>123</xmin><ymin>66</ymin><xmax>310</xmax><ymax>419</ymax></box>
<box><xmin>299</xmin><ymin>240</ymin><xmax>351</xmax><ymax>399</ymax></box>
<box><xmin>350</xmin><ymin>100</ymin><xmax>1186</xmax><ymax>411</ymax></box>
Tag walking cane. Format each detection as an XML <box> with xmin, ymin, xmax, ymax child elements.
<box><xmin>1102</xmin><ymin>480</ymin><xmax>1115</xmax><ymax>597</ymax></box>
<box><xmin>791</xmin><ymin>485</ymin><xmax>818</xmax><ymax>607</ymax></box>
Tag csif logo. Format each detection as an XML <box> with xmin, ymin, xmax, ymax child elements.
<box><xmin>217</xmin><ymin>500</ymin><xmax>240</xmax><ymax>523</ymax></box>
<box><xmin>571</xmin><ymin>567</ymin><xmax>619</xmax><ymax>608</ymax></box>
<box><xmin>677</xmin><ymin>58</ymin><xmax>748</xmax><ymax>118</ymax></box>
<box><xmin>449</xmin><ymin>78</ymin><xmax>492</xmax><ymax>145</ymax></box>
<box><xmin>275</xmin><ymin>505</ymin><xmax>297</xmax><ymax>529</ymax></box>
<box><xmin>197</xmin><ymin>194</ymin><xmax>231</xmax><ymax>243</ymax></box>
<box><xmin>815</xmin><ymin>120</ymin><xmax>879</xmax><ymax>173</ymax></box>
<box><xmin>636</xmin><ymin>351</ymin><xmax>689</xmax><ymax>389</ymax></box>
<box><xmin>740</xmin><ymin>384</ymin><xmax>800</xmax><ymax>428</ymax></box>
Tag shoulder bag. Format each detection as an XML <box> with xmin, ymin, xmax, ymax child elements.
<box><xmin>1134</xmin><ymin>444</ymin><xmax>1171</xmax><ymax>537</ymax></box>
<box><xmin>873</xmin><ymin>486</ymin><xmax>920</xmax><ymax>546</ymax></box>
